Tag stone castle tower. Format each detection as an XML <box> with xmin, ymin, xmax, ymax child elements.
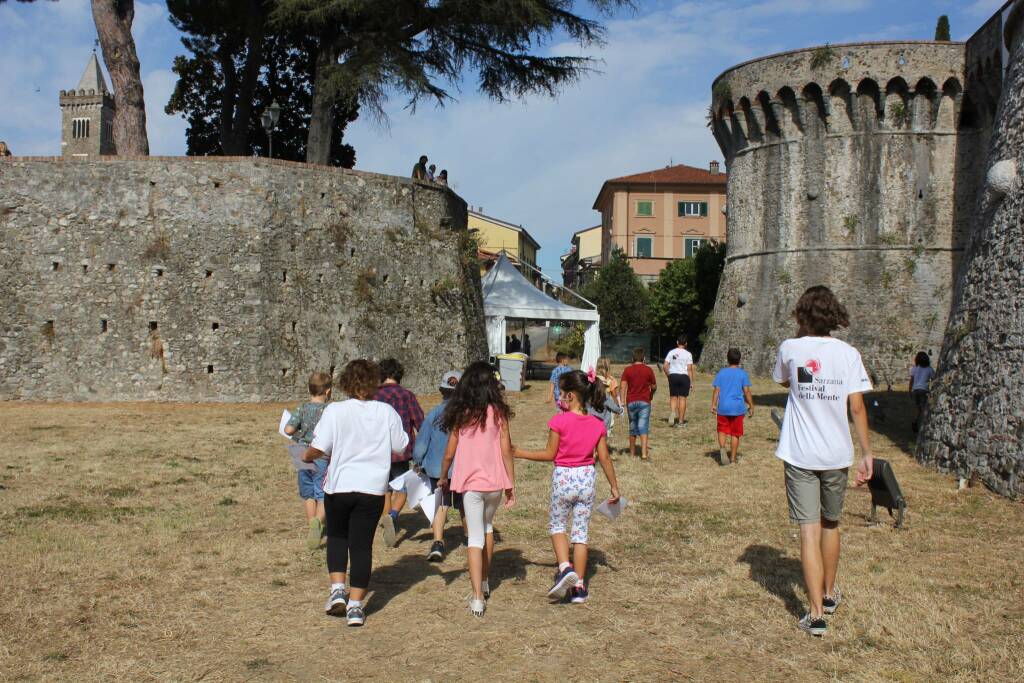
<box><xmin>59</xmin><ymin>53</ymin><xmax>116</xmax><ymax>157</ymax></box>
<box><xmin>701</xmin><ymin>40</ymin><xmax>997</xmax><ymax>383</ymax></box>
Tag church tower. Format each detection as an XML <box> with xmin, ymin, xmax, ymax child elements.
<box><xmin>60</xmin><ymin>53</ymin><xmax>116</xmax><ymax>157</ymax></box>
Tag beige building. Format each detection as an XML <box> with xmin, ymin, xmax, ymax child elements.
<box><xmin>593</xmin><ymin>162</ymin><xmax>727</xmax><ymax>284</ymax></box>
<box><xmin>560</xmin><ymin>225</ymin><xmax>602</xmax><ymax>289</ymax></box>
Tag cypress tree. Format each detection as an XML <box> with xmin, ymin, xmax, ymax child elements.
<box><xmin>935</xmin><ymin>15</ymin><xmax>951</xmax><ymax>42</ymax></box>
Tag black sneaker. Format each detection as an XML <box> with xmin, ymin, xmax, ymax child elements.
<box><xmin>823</xmin><ymin>587</ymin><xmax>842</xmax><ymax>615</ymax></box>
<box><xmin>798</xmin><ymin>612</ymin><xmax>827</xmax><ymax>637</ymax></box>
<box><xmin>547</xmin><ymin>566</ymin><xmax>579</xmax><ymax>600</ymax></box>
<box><xmin>570</xmin><ymin>584</ymin><xmax>589</xmax><ymax>603</ymax></box>
<box><xmin>426</xmin><ymin>540</ymin><xmax>445</xmax><ymax>562</ymax></box>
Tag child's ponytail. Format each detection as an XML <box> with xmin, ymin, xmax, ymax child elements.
<box><xmin>585</xmin><ymin>368</ymin><xmax>607</xmax><ymax>413</ymax></box>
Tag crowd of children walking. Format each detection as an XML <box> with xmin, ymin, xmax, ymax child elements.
<box><xmin>284</xmin><ymin>286</ymin><xmax>930</xmax><ymax>637</ymax></box>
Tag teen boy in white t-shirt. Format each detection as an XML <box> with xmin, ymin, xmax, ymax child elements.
<box><xmin>663</xmin><ymin>337</ymin><xmax>694</xmax><ymax>427</ymax></box>
<box><xmin>772</xmin><ymin>286</ymin><xmax>875</xmax><ymax>637</ymax></box>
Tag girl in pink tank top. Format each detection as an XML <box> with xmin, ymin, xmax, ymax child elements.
<box><xmin>438</xmin><ymin>361</ymin><xmax>515</xmax><ymax>616</ymax></box>
<box><xmin>514</xmin><ymin>369</ymin><xmax>621</xmax><ymax>604</ymax></box>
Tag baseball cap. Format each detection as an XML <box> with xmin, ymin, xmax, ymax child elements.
<box><xmin>440</xmin><ymin>370</ymin><xmax>462</xmax><ymax>389</ymax></box>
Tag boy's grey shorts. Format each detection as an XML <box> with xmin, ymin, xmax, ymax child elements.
<box><xmin>784</xmin><ymin>462</ymin><xmax>849</xmax><ymax>524</ymax></box>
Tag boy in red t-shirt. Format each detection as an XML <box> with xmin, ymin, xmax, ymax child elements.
<box><xmin>619</xmin><ymin>348</ymin><xmax>657</xmax><ymax>461</ymax></box>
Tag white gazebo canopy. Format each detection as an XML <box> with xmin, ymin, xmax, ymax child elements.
<box><xmin>481</xmin><ymin>254</ymin><xmax>601</xmax><ymax>371</ymax></box>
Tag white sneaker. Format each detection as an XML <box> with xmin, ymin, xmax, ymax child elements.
<box><xmin>469</xmin><ymin>596</ymin><xmax>486</xmax><ymax>617</ymax></box>
<box><xmin>324</xmin><ymin>587</ymin><xmax>347</xmax><ymax>615</ymax></box>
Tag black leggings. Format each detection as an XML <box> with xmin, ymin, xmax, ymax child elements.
<box><xmin>324</xmin><ymin>492</ymin><xmax>385</xmax><ymax>589</ymax></box>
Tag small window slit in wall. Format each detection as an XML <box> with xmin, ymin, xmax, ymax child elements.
<box><xmin>149</xmin><ymin>321</ymin><xmax>158</xmax><ymax>332</ymax></box>
<box><xmin>349</xmin><ymin>248</ymin><xmax>355</xmax><ymax>257</ymax></box>
<box><xmin>82</xmin><ymin>265</ymin><xmax>89</xmax><ymax>274</ymax></box>
<box><xmin>329</xmin><ymin>364</ymin><xmax>336</xmax><ymax>378</ymax></box>
<box><xmin>205</xmin><ymin>270</ymin><xmax>213</xmax><ymax>278</ymax></box>
<box><xmin>156</xmin><ymin>268</ymin><xmax>164</xmax><ymax>277</ymax></box>
<box><xmin>51</xmin><ymin>262</ymin><xmax>60</xmax><ymax>271</ymax></box>
<box><xmin>382</xmin><ymin>274</ymin><xmax>389</xmax><ymax>284</ymax></box>
<box><xmin>213</xmin><ymin>181</ymin><xmax>221</xmax><ymax>189</ymax></box>
<box><xmin>107</xmin><ymin>263</ymin><xmax>116</xmax><ymax>272</ymax></box>
<box><xmin>338</xmin><ymin>323</ymin><xmax>344</xmax><ymax>335</ymax></box>
<box><xmin>289</xmin><ymin>243</ymin><xmax>296</xmax><ymax>253</ymax></box>
<box><xmin>281</xmin><ymin>368</ymin><xmax>289</xmax><ymax>378</ymax></box>
<box><xmin>211</xmin><ymin>322</ymin><xmax>219</xmax><ymax>331</ymax></box>
<box><xmin>100</xmin><ymin>319</ymin><xmax>108</xmax><ymax>334</ymax></box>
<box><xmin>207</xmin><ymin>364</ymin><xmax>214</xmax><ymax>374</ymax></box>
<box><xmin>403</xmin><ymin>330</ymin><xmax>411</xmax><ymax>344</ymax></box>
<box><xmin>282</xmin><ymin>270</ymin><xmax>288</xmax><ymax>283</ymax></box>
<box><xmin>317</xmin><ymin>273</ymin><xmax>323</xmax><ymax>283</ymax></box>
<box><xmin>291</xmin><ymin>321</ymin><xmax>297</xmax><ymax>332</ymax></box>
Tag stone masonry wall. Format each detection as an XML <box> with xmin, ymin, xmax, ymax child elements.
<box><xmin>0</xmin><ymin>157</ymin><xmax>487</xmax><ymax>401</ymax></box>
<box><xmin>702</xmin><ymin>42</ymin><xmax>971</xmax><ymax>382</ymax></box>
<box><xmin>918</xmin><ymin>1</ymin><xmax>1024</xmax><ymax>498</ymax></box>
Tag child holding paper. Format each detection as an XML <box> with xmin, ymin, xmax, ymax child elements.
<box><xmin>438</xmin><ymin>361</ymin><xmax>516</xmax><ymax>617</ymax></box>
<box><xmin>284</xmin><ymin>371</ymin><xmax>332</xmax><ymax>550</ymax></box>
<box><xmin>514</xmin><ymin>370</ymin><xmax>621</xmax><ymax>604</ymax></box>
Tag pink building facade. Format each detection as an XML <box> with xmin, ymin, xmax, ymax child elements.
<box><xmin>593</xmin><ymin>162</ymin><xmax>728</xmax><ymax>284</ymax></box>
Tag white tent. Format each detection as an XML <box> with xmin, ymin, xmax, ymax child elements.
<box><xmin>481</xmin><ymin>254</ymin><xmax>601</xmax><ymax>372</ymax></box>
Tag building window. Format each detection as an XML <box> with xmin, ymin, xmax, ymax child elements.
<box><xmin>678</xmin><ymin>201</ymin><xmax>708</xmax><ymax>217</ymax></box>
<box><xmin>684</xmin><ymin>237</ymin><xmax>707</xmax><ymax>258</ymax></box>
<box><xmin>72</xmin><ymin>118</ymin><xmax>90</xmax><ymax>139</ymax></box>
<box><xmin>635</xmin><ymin>200</ymin><xmax>654</xmax><ymax>217</ymax></box>
<box><xmin>636</xmin><ymin>236</ymin><xmax>653</xmax><ymax>258</ymax></box>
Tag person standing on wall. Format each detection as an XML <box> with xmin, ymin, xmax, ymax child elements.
<box><xmin>412</xmin><ymin>155</ymin><xmax>428</xmax><ymax>180</ymax></box>
<box><xmin>663</xmin><ymin>336</ymin><xmax>694</xmax><ymax>427</ymax></box>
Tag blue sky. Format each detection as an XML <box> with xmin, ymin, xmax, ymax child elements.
<box><xmin>0</xmin><ymin>0</ymin><xmax>1009</xmax><ymax>274</ymax></box>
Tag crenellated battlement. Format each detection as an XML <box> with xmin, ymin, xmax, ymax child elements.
<box><xmin>708</xmin><ymin>42</ymin><xmax>972</xmax><ymax>160</ymax></box>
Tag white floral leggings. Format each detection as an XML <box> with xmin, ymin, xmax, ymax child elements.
<box><xmin>549</xmin><ymin>465</ymin><xmax>597</xmax><ymax>544</ymax></box>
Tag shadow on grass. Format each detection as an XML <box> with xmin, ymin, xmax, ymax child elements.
<box><xmin>737</xmin><ymin>544</ymin><xmax>804</xmax><ymax>617</ymax></box>
<box><xmin>752</xmin><ymin>390</ymin><xmax>921</xmax><ymax>456</ymax></box>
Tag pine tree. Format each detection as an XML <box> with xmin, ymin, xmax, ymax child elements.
<box><xmin>582</xmin><ymin>248</ymin><xmax>650</xmax><ymax>335</ymax></box>
<box><xmin>935</xmin><ymin>15</ymin><xmax>951</xmax><ymax>42</ymax></box>
<box><xmin>269</xmin><ymin>0</ymin><xmax>633</xmax><ymax>165</ymax></box>
<box><xmin>166</xmin><ymin>1</ymin><xmax>358</xmax><ymax>165</ymax></box>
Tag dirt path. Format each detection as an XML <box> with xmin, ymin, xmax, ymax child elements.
<box><xmin>1</xmin><ymin>371</ymin><xmax>1022</xmax><ymax>681</ymax></box>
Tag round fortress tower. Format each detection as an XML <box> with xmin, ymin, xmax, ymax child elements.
<box><xmin>702</xmin><ymin>41</ymin><xmax>977</xmax><ymax>382</ymax></box>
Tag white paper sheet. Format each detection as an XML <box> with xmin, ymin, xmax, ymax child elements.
<box><xmin>279</xmin><ymin>410</ymin><xmax>293</xmax><ymax>439</ymax></box>
<box><xmin>418</xmin><ymin>488</ymin><xmax>442</xmax><ymax>524</ymax></box>
<box><xmin>389</xmin><ymin>468</ymin><xmax>415</xmax><ymax>491</ymax></box>
<box><xmin>596</xmin><ymin>497</ymin><xmax>628</xmax><ymax>520</ymax></box>
<box><xmin>288</xmin><ymin>443</ymin><xmax>317</xmax><ymax>472</ymax></box>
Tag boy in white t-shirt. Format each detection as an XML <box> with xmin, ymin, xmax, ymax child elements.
<box><xmin>663</xmin><ymin>337</ymin><xmax>694</xmax><ymax>427</ymax></box>
<box><xmin>772</xmin><ymin>286</ymin><xmax>875</xmax><ymax>637</ymax></box>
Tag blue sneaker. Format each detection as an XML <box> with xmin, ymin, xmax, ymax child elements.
<box><xmin>570</xmin><ymin>584</ymin><xmax>589</xmax><ymax>604</ymax></box>
<box><xmin>547</xmin><ymin>565</ymin><xmax>578</xmax><ymax>600</ymax></box>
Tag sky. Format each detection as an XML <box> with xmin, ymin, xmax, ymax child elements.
<box><xmin>0</xmin><ymin>0</ymin><xmax>1011</xmax><ymax>274</ymax></box>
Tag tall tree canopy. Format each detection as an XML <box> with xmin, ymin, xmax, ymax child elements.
<box><xmin>165</xmin><ymin>0</ymin><xmax>357</xmax><ymax>165</ymax></box>
<box><xmin>648</xmin><ymin>241</ymin><xmax>726</xmax><ymax>356</ymax></box>
<box><xmin>270</xmin><ymin>0</ymin><xmax>632</xmax><ymax>164</ymax></box>
<box><xmin>2</xmin><ymin>0</ymin><xmax>149</xmax><ymax>154</ymax></box>
<box><xmin>583</xmin><ymin>248</ymin><xmax>649</xmax><ymax>335</ymax></box>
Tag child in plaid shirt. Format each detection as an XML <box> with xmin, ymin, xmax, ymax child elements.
<box><xmin>375</xmin><ymin>358</ymin><xmax>424</xmax><ymax>546</ymax></box>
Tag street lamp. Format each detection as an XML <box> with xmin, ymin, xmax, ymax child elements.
<box><xmin>261</xmin><ymin>99</ymin><xmax>282</xmax><ymax>158</ymax></box>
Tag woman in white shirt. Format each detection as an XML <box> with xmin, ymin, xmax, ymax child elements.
<box><xmin>303</xmin><ymin>359</ymin><xmax>409</xmax><ymax>627</ymax></box>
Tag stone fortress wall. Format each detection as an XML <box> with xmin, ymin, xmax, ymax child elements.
<box><xmin>919</xmin><ymin>1</ymin><xmax>1024</xmax><ymax>499</ymax></box>
<box><xmin>701</xmin><ymin>31</ymin><xmax>1006</xmax><ymax>383</ymax></box>
<box><xmin>0</xmin><ymin>157</ymin><xmax>488</xmax><ymax>401</ymax></box>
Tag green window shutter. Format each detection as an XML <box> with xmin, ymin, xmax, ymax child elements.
<box><xmin>678</xmin><ymin>202</ymin><xmax>685</xmax><ymax>217</ymax></box>
<box><xmin>700</xmin><ymin>202</ymin><xmax>708</xmax><ymax>217</ymax></box>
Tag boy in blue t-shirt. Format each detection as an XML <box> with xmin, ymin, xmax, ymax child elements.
<box><xmin>548</xmin><ymin>352</ymin><xmax>574</xmax><ymax>408</ymax></box>
<box><xmin>711</xmin><ymin>348</ymin><xmax>754</xmax><ymax>466</ymax></box>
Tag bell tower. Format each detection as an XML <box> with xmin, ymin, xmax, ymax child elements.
<box><xmin>60</xmin><ymin>52</ymin><xmax>116</xmax><ymax>157</ymax></box>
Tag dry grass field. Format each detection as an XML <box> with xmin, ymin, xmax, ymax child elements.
<box><xmin>1</xmin><ymin>369</ymin><xmax>1022</xmax><ymax>682</ymax></box>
